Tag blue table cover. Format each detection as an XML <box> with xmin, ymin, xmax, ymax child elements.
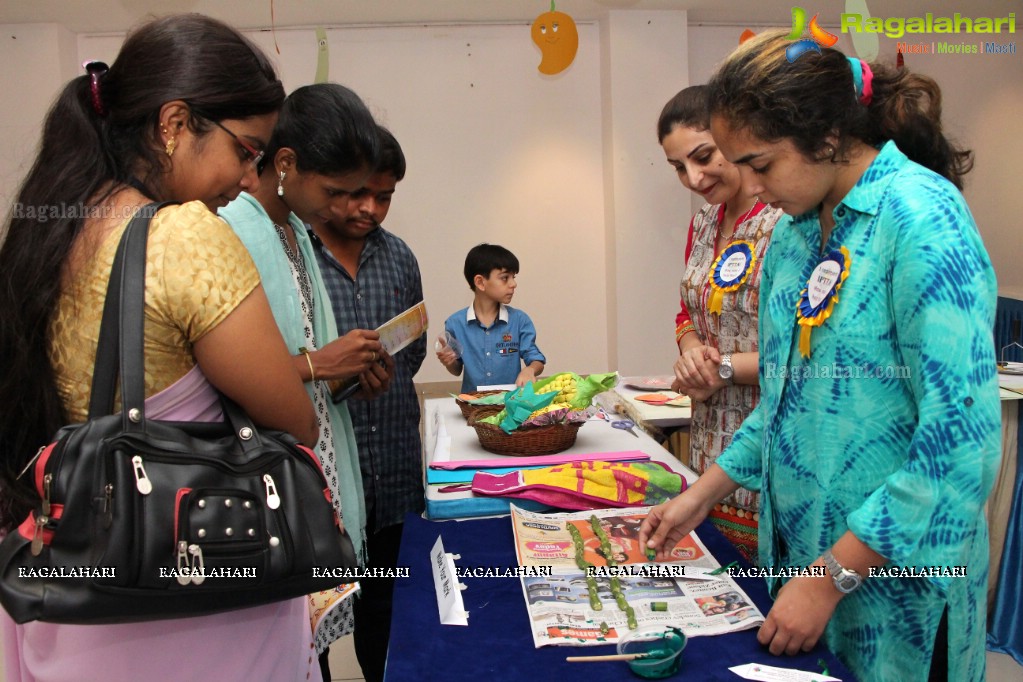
<box><xmin>386</xmin><ymin>513</ymin><xmax>856</xmax><ymax>681</ymax></box>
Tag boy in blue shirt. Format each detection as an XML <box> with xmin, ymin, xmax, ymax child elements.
<box><xmin>437</xmin><ymin>243</ymin><xmax>545</xmax><ymax>392</ymax></box>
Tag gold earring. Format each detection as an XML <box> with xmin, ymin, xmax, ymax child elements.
<box><xmin>165</xmin><ymin>137</ymin><xmax>177</xmax><ymax>157</ymax></box>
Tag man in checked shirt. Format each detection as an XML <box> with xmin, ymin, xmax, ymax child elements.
<box><xmin>309</xmin><ymin>125</ymin><xmax>426</xmax><ymax>682</ymax></box>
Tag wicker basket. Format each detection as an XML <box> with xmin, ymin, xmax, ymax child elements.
<box><xmin>468</xmin><ymin>405</ymin><xmax>583</xmax><ymax>456</ymax></box>
<box><xmin>455</xmin><ymin>390</ymin><xmax>506</xmax><ymax>420</ymax></box>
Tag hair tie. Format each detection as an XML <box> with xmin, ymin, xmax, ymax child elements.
<box><xmin>83</xmin><ymin>60</ymin><xmax>109</xmax><ymax>116</ymax></box>
<box><xmin>847</xmin><ymin>56</ymin><xmax>874</xmax><ymax>106</ymax></box>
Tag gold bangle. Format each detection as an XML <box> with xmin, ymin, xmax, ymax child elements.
<box><xmin>299</xmin><ymin>346</ymin><xmax>316</xmax><ymax>382</ymax></box>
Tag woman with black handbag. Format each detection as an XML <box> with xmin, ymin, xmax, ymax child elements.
<box><xmin>0</xmin><ymin>14</ymin><xmax>325</xmax><ymax>682</ymax></box>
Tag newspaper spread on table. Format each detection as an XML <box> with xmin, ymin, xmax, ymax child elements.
<box><xmin>510</xmin><ymin>504</ymin><xmax>765</xmax><ymax>647</ymax></box>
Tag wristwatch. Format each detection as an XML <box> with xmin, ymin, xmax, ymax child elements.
<box><xmin>822</xmin><ymin>549</ymin><xmax>864</xmax><ymax>594</ymax></box>
<box><xmin>718</xmin><ymin>354</ymin><xmax>735</xmax><ymax>384</ymax></box>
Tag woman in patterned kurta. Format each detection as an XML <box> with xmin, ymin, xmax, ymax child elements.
<box><xmin>643</xmin><ymin>32</ymin><xmax>999</xmax><ymax>682</ymax></box>
<box><xmin>659</xmin><ymin>86</ymin><xmax>782</xmax><ymax>561</ymax></box>
<box><xmin>220</xmin><ymin>84</ymin><xmax>387</xmax><ymax>680</ymax></box>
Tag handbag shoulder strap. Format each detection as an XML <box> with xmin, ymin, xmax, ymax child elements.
<box><xmin>86</xmin><ymin>201</ymin><xmax>272</xmax><ymax>449</ymax></box>
<box><xmin>87</xmin><ymin>202</ymin><xmax>175</xmax><ymax>421</ymax></box>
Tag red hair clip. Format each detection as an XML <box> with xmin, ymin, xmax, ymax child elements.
<box><xmin>83</xmin><ymin>60</ymin><xmax>109</xmax><ymax>116</ymax></box>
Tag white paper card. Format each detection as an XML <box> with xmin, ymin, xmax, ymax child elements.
<box><xmin>431</xmin><ymin>535</ymin><xmax>469</xmax><ymax>626</ymax></box>
<box><xmin>376</xmin><ymin>301</ymin><xmax>428</xmax><ymax>355</ymax></box>
<box><xmin>719</xmin><ymin>251</ymin><xmax>749</xmax><ymax>283</ymax></box>
<box><xmin>807</xmin><ymin>260</ymin><xmax>842</xmax><ymax>308</ymax></box>
<box><xmin>730</xmin><ymin>663</ymin><xmax>841</xmax><ymax>682</ymax></box>
<box><xmin>476</xmin><ymin>384</ymin><xmax>516</xmax><ymax>391</ymax></box>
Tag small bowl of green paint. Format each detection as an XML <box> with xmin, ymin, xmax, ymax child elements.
<box><xmin>616</xmin><ymin>625</ymin><xmax>686</xmax><ymax>679</ymax></box>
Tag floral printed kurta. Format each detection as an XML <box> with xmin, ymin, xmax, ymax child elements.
<box><xmin>680</xmin><ymin>202</ymin><xmax>780</xmax><ymax>513</ymax></box>
<box><xmin>716</xmin><ymin>142</ymin><xmax>1000</xmax><ymax>681</ymax></box>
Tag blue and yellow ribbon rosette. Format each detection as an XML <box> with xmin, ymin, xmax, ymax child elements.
<box><xmin>707</xmin><ymin>240</ymin><xmax>756</xmax><ymax>314</ymax></box>
<box><xmin>796</xmin><ymin>245</ymin><xmax>852</xmax><ymax>358</ymax></box>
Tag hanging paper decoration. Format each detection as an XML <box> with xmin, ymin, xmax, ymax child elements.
<box><xmin>270</xmin><ymin>0</ymin><xmax>281</xmax><ymax>54</ymax></box>
<box><xmin>795</xmin><ymin>246</ymin><xmax>852</xmax><ymax>358</ymax></box>
<box><xmin>531</xmin><ymin>1</ymin><xmax>579</xmax><ymax>75</ymax></box>
<box><xmin>314</xmin><ymin>27</ymin><xmax>329</xmax><ymax>83</ymax></box>
<box><xmin>845</xmin><ymin>0</ymin><xmax>880</xmax><ymax>61</ymax></box>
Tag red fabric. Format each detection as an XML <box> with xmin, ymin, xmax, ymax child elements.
<box><xmin>675</xmin><ymin>215</ymin><xmax>697</xmax><ymax>329</ymax></box>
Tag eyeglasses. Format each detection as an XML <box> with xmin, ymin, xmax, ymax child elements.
<box><xmin>208</xmin><ymin>119</ymin><xmax>265</xmax><ymax>168</ymax></box>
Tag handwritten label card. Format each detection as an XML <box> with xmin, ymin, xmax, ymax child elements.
<box><xmin>729</xmin><ymin>663</ymin><xmax>840</xmax><ymax>681</ymax></box>
<box><xmin>431</xmin><ymin>535</ymin><xmax>468</xmax><ymax>626</ymax></box>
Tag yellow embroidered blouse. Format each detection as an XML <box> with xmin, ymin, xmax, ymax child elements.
<box><xmin>49</xmin><ymin>201</ymin><xmax>260</xmax><ymax>422</ymax></box>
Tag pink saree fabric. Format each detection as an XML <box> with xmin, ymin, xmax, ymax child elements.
<box><xmin>1</xmin><ymin>367</ymin><xmax>316</xmax><ymax>682</ymax></box>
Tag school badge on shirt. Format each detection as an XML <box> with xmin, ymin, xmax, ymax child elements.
<box><xmin>795</xmin><ymin>245</ymin><xmax>852</xmax><ymax>358</ymax></box>
<box><xmin>707</xmin><ymin>240</ymin><xmax>757</xmax><ymax>314</ymax></box>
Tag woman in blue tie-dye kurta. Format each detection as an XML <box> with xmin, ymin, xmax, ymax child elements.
<box><xmin>642</xmin><ymin>32</ymin><xmax>1000</xmax><ymax>682</ymax></box>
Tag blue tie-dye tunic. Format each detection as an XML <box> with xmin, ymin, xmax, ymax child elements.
<box><xmin>716</xmin><ymin>141</ymin><xmax>1000</xmax><ymax>681</ymax></box>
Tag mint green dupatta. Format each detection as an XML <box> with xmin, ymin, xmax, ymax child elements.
<box><xmin>220</xmin><ymin>192</ymin><xmax>367</xmax><ymax>563</ymax></box>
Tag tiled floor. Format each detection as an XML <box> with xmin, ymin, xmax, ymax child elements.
<box><xmin>328</xmin><ymin>634</ymin><xmax>365</xmax><ymax>681</ymax></box>
<box><xmin>988</xmin><ymin>650</ymin><xmax>1023</xmax><ymax>681</ymax></box>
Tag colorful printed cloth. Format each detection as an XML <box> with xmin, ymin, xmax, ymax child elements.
<box><xmin>471</xmin><ymin>460</ymin><xmax>685</xmax><ymax>510</ymax></box>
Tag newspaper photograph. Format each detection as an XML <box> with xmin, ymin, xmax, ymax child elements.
<box><xmin>509</xmin><ymin>505</ymin><xmax>765</xmax><ymax>647</ymax></box>
<box><xmin>511</xmin><ymin>505</ymin><xmax>717</xmax><ymax>569</ymax></box>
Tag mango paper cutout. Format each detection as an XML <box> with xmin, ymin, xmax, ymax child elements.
<box><xmin>532</xmin><ymin>1</ymin><xmax>579</xmax><ymax>75</ymax></box>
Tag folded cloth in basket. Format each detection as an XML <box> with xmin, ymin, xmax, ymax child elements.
<box><xmin>470</xmin><ymin>460</ymin><xmax>685</xmax><ymax>511</ymax></box>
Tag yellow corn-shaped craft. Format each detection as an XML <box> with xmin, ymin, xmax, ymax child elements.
<box><xmin>532</xmin><ymin>372</ymin><xmax>579</xmax><ymax>417</ymax></box>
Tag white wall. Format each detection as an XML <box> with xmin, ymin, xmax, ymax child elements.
<box><xmin>601</xmin><ymin>10</ymin><xmax>694</xmax><ymax>377</ymax></box>
<box><xmin>0</xmin><ymin>23</ymin><xmax>77</xmax><ymax>229</ymax></box>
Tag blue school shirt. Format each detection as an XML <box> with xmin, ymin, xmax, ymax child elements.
<box><xmin>444</xmin><ymin>304</ymin><xmax>545</xmax><ymax>392</ymax></box>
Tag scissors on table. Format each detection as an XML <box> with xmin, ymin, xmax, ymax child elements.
<box><xmin>611</xmin><ymin>419</ymin><xmax>639</xmax><ymax>438</ymax></box>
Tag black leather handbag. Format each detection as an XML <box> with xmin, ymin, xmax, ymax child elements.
<box><xmin>0</xmin><ymin>203</ymin><xmax>356</xmax><ymax>624</ymax></box>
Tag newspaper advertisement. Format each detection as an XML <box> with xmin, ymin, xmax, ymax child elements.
<box><xmin>510</xmin><ymin>505</ymin><xmax>765</xmax><ymax>647</ymax></box>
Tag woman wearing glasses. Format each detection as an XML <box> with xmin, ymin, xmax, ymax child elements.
<box><xmin>220</xmin><ymin>83</ymin><xmax>389</xmax><ymax>682</ymax></box>
<box><xmin>0</xmin><ymin>14</ymin><xmax>321</xmax><ymax>682</ymax></box>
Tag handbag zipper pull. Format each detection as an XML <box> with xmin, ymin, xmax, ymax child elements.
<box><xmin>188</xmin><ymin>544</ymin><xmax>205</xmax><ymax>585</ymax></box>
<box><xmin>263</xmin><ymin>474</ymin><xmax>281</xmax><ymax>509</ymax></box>
<box><xmin>41</xmin><ymin>473</ymin><xmax>53</xmax><ymax>516</ymax></box>
<box><xmin>175</xmin><ymin>541</ymin><xmax>191</xmax><ymax>586</ymax></box>
<box><xmin>131</xmin><ymin>455</ymin><xmax>152</xmax><ymax>495</ymax></box>
<box><xmin>31</xmin><ymin>514</ymin><xmax>48</xmax><ymax>556</ymax></box>
<box><xmin>102</xmin><ymin>483</ymin><xmax>114</xmax><ymax>528</ymax></box>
